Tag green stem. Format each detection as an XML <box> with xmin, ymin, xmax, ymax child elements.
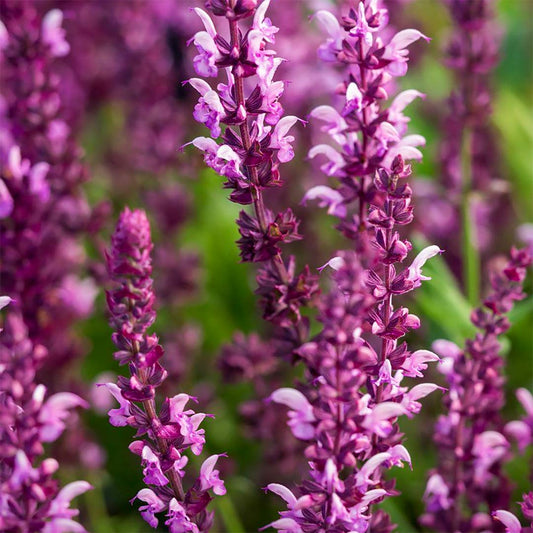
<box><xmin>461</xmin><ymin>127</ymin><xmax>480</xmax><ymax>306</ymax></box>
<box><xmin>83</xmin><ymin>471</ymin><xmax>116</xmax><ymax>533</ymax></box>
<box><xmin>214</xmin><ymin>492</ymin><xmax>246</xmax><ymax>533</ymax></box>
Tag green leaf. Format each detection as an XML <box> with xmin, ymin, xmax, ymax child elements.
<box><xmin>412</xmin><ymin>235</ymin><xmax>476</xmax><ymax>343</ymax></box>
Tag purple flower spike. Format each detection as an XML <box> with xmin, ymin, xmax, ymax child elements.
<box><xmin>422</xmin><ymin>248</ymin><xmax>532</xmax><ymax>532</ymax></box>
<box><xmin>188</xmin><ymin>0</ymin><xmax>319</xmax><ymax>360</ymax></box>
<box><xmin>308</xmin><ymin>0</ymin><xmax>429</xmax><ymax>256</ymax></box>
<box><xmin>106</xmin><ymin>208</ymin><xmax>224</xmax><ymax>531</ymax></box>
<box><xmin>0</xmin><ymin>301</ymin><xmax>90</xmax><ymax>532</ymax></box>
<box><xmin>265</xmin><ymin>2</ymin><xmax>442</xmax><ymax>529</ymax></box>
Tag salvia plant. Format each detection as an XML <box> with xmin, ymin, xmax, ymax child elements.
<box><xmin>0</xmin><ymin>0</ymin><xmax>531</xmax><ymax>532</ymax></box>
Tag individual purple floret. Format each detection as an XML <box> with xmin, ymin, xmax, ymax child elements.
<box><xmin>188</xmin><ymin>0</ymin><xmax>319</xmax><ymax>358</ymax></box>
<box><xmin>0</xmin><ymin>298</ymin><xmax>91</xmax><ymax>532</ymax></box>
<box><xmin>506</xmin><ymin>387</ymin><xmax>533</xmax><ymax>458</ymax></box>
<box><xmin>304</xmin><ymin>0</ymin><xmax>428</xmax><ymax>256</ymax></box>
<box><xmin>105</xmin><ymin>208</ymin><xmax>224</xmax><ymax>532</ymax></box>
<box><xmin>422</xmin><ymin>248</ymin><xmax>532</xmax><ymax>532</ymax></box>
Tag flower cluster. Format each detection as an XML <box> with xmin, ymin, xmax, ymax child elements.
<box><xmin>264</xmin><ymin>2</ymin><xmax>442</xmax><ymax>527</ymax></box>
<box><xmin>105</xmin><ymin>208</ymin><xmax>224</xmax><ymax>532</ymax></box>
<box><xmin>0</xmin><ymin>1</ymin><xmax>97</xmax><ymax>378</ymax></box>
<box><xmin>422</xmin><ymin>248</ymin><xmax>532</xmax><ymax>532</ymax></box>
<box><xmin>189</xmin><ymin>0</ymin><xmax>319</xmax><ymax>356</ymax></box>
<box><xmin>303</xmin><ymin>0</ymin><xmax>428</xmax><ymax>254</ymax></box>
<box><xmin>0</xmin><ymin>298</ymin><xmax>91</xmax><ymax>532</ymax></box>
<box><xmin>267</xmin><ymin>240</ymin><xmax>441</xmax><ymax>532</ymax></box>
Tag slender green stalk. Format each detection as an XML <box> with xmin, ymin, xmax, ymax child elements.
<box><xmin>82</xmin><ymin>471</ymin><xmax>116</xmax><ymax>533</ymax></box>
<box><xmin>461</xmin><ymin>128</ymin><xmax>480</xmax><ymax>306</ymax></box>
<box><xmin>214</xmin><ymin>492</ymin><xmax>246</xmax><ymax>533</ymax></box>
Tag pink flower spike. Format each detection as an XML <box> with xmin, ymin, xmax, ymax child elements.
<box><xmin>492</xmin><ymin>510</ymin><xmax>522</xmax><ymax>533</ymax></box>
<box><xmin>270</xmin><ymin>387</ymin><xmax>316</xmax><ymax>440</ymax></box>
<box><xmin>39</xmin><ymin>392</ymin><xmax>88</xmax><ymax>442</ymax></box>
<box><xmin>199</xmin><ymin>454</ymin><xmax>226</xmax><ymax>495</ymax></box>
<box><xmin>302</xmin><ymin>185</ymin><xmax>346</xmax><ymax>218</ymax></box>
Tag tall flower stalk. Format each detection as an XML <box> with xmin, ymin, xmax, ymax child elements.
<box><xmin>0</xmin><ymin>1</ymin><xmax>97</xmax><ymax>381</ymax></box>
<box><xmin>263</xmin><ymin>2</ymin><xmax>442</xmax><ymax>530</ymax></box>
<box><xmin>420</xmin><ymin>0</ymin><xmax>504</xmax><ymax>303</ymax></box>
<box><xmin>0</xmin><ymin>298</ymin><xmax>91</xmax><ymax>532</ymax></box>
<box><xmin>188</xmin><ymin>0</ymin><xmax>319</xmax><ymax>358</ymax></box>
<box><xmin>104</xmin><ymin>208</ymin><xmax>225</xmax><ymax>532</ymax></box>
<box><xmin>422</xmin><ymin>248</ymin><xmax>532</xmax><ymax>532</ymax></box>
<box><xmin>304</xmin><ymin>0</ymin><xmax>429</xmax><ymax>257</ymax></box>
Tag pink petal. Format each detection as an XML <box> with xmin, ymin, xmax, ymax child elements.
<box><xmin>193</xmin><ymin>8</ymin><xmax>217</xmax><ymax>38</ymax></box>
<box><xmin>492</xmin><ymin>510</ymin><xmax>522</xmax><ymax>533</ymax></box>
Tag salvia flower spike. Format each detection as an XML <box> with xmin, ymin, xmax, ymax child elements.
<box><xmin>422</xmin><ymin>248</ymin><xmax>532</xmax><ymax>532</ymax></box>
<box><xmin>188</xmin><ymin>0</ymin><xmax>319</xmax><ymax>357</ymax></box>
<box><xmin>105</xmin><ymin>208</ymin><xmax>225</xmax><ymax>532</ymax></box>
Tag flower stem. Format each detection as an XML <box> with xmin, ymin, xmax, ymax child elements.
<box><xmin>461</xmin><ymin>127</ymin><xmax>480</xmax><ymax>306</ymax></box>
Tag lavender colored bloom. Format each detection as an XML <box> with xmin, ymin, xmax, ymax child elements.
<box><xmin>307</xmin><ymin>0</ymin><xmax>428</xmax><ymax>255</ymax></box>
<box><xmin>422</xmin><ymin>248</ymin><xmax>532</xmax><ymax>532</ymax></box>
<box><xmin>0</xmin><ymin>302</ymin><xmax>91</xmax><ymax>532</ymax></box>
<box><xmin>188</xmin><ymin>0</ymin><xmax>319</xmax><ymax>360</ymax></box>
<box><xmin>105</xmin><ymin>208</ymin><xmax>224</xmax><ymax>531</ymax></box>
<box><xmin>0</xmin><ymin>0</ymin><xmax>95</xmax><ymax>378</ymax></box>
<box><xmin>264</xmin><ymin>2</ymin><xmax>442</xmax><ymax>529</ymax></box>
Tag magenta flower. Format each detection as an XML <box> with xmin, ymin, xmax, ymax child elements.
<box><xmin>106</xmin><ymin>208</ymin><xmax>224</xmax><ymax>530</ymax></box>
<box><xmin>199</xmin><ymin>455</ymin><xmax>226</xmax><ymax>496</ymax></box>
<box><xmin>422</xmin><ymin>248</ymin><xmax>532</xmax><ymax>531</ymax></box>
<box><xmin>132</xmin><ymin>489</ymin><xmax>166</xmax><ymax>529</ymax></box>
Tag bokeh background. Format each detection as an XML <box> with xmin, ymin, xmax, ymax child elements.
<box><xmin>22</xmin><ymin>0</ymin><xmax>532</xmax><ymax>531</ymax></box>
